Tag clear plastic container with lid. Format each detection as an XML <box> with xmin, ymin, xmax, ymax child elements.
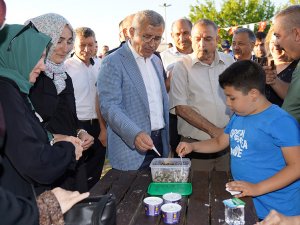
<box><xmin>150</xmin><ymin>158</ymin><xmax>191</xmax><ymax>182</ymax></box>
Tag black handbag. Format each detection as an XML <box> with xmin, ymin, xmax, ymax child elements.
<box><xmin>64</xmin><ymin>194</ymin><xmax>116</xmax><ymax>225</ymax></box>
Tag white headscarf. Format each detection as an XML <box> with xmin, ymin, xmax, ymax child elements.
<box><xmin>26</xmin><ymin>13</ymin><xmax>75</xmax><ymax>94</ymax></box>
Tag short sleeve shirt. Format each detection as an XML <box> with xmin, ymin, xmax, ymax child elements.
<box><xmin>170</xmin><ymin>51</ymin><xmax>234</xmax><ymax>140</ymax></box>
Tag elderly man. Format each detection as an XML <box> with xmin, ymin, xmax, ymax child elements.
<box><xmin>105</xmin><ymin>14</ymin><xmax>135</xmax><ymax>56</ymax></box>
<box><xmin>160</xmin><ymin>18</ymin><xmax>193</xmax><ymax>154</ymax></box>
<box><xmin>232</xmin><ymin>28</ymin><xmax>256</xmax><ymax>61</ymax></box>
<box><xmin>98</xmin><ymin>10</ymin><xmax>169</xmax><ymax>171</ymax></box>
<box><xmin>170</xmin><ymin>19</ymin><xmax>234</xmax><ymax>171</ymax></box>
<box><xmin>160</xmin><ymin>18</ymin><xmax>193</xmax><ymax>71</ymax></box>
<box><xmin>273</xmin><ymin>5</ymin><xmax>300</xmax><ymax>123</ymax></box>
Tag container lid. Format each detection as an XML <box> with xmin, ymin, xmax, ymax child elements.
<box><xmin>143</xmin><ymin>196</ymin><xmax>163</xmax><ymax>205</ymax></box>
<box><xmin>150</xmin><ymin>158</ymin><xmax>191</xmax><ymax>168</ymax></box>
<box><xmin>163</xmin><ymin>192</ymin><xmax>182</xmax><ymax>202</ymax></box>
<box><xmin>161</xmin><ymin>203</ymin><xmax>182</xmax><ymax>213</ymax></box>
<box><xmin>148</xmin><ymin>182</ymin><xmax>192</xmax><ymax>196</ymax></box>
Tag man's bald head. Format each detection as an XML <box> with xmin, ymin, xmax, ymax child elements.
<box><xmin>0</xmin><ymin>0</ymin><xmax>6</xmax><ymax>28</ymax></box>
<box><xmin>119</xmin><ymin>13</ymin><xmax>135</xmax><ymax>42</ymax></box>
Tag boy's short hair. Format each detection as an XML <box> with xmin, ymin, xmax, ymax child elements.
<box><xmin>219</xmin><ymin>60</ymin><xmax>266</xmax><ymax>95</ymax></box>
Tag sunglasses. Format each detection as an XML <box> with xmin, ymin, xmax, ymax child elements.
<box><xmin>7</xmin><ymin>21</ymin><xmax>39</xmax><ymax>51</ymax></box>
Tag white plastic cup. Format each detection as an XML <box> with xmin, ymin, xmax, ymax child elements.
<box><xmin>143</xmin><ymin>197</ymin><xmax>163</xmax><ymax>216</ymax></box>
<box><xmin>161</xmin><ymin>203</ymin><xmax>182</xmax><ymax>224</ymax></box>
<box><xmin>162</xmin><ymin>192</ymin><xmax>182</xmax><ymax>204</ymax></box>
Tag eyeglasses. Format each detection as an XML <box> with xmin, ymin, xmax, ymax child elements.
<box><xmin>142</xmin><ymin>34</ymin><xmax>163</xmax><ymax>44</ymax></box>
<box><xmin>0</xmin><ymin>19</ymin><xmax>5</xmax><ymax>31</ymax></box>
<box><xmin>7</xmin><ymin>21</ymin><xmax>39</xmax><ymax>51</ymax></box>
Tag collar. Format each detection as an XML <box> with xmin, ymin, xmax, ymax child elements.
<box><xmin>73</xmin><ymin>53</ymin><xmax>94</xmax><ymax>66</ymax></box>
<box><xmin>128</xmin><ymin>41</ymin><xmax>153</xmax><ymax>61</ymax></box>
<box><xmin>191</xmin><ymin>50</ymin><xmax>225</xmax><ymax>66</ymax></box>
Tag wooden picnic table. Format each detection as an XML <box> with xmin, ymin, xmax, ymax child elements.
<box><xmin>90</xmin><ymin>169</ymin><xmax>258</xmax><ymax>225</ymax></box>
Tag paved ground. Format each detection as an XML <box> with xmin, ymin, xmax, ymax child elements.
<box><xmin>101</xmin><ymin>158</ymin><xmax>112</xmax><ymax>178</ymax></box>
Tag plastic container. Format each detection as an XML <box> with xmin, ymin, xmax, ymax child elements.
<box><xmin>147</xmin><ymin>182</ymin><xmax>192</xmax><ymax>196</ymax></box>
<box><xmin>143</xmin><ymin>196</ymin><xmax>163</xmax><ymax>216</ymax></box>
<box><xmin>150</xmin><ymin>158</ymin><xmax>191</xmax><ymax>183</ymax></box>
<box><xmin>223</xmin><ymin>198</ymin><xmax>245</xmax><ymax>225</ymax></box>
<box><xmin>161</xmin><ymin>203</ymin><xmax>182</xmax><ymax>224</ymax></box>
<box><xmin>163</xmin><ymin>193</ymin><xmax>182</xmax><ymax>204</ymax></box>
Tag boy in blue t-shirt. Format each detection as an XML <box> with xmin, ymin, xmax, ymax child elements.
<box><xmin>176</xmin><ymin>60</ymin><xmax>300</xmax><ymax>220</ymax></box>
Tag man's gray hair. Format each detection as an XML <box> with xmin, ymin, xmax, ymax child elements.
<box><xmin>193</xmin><ymin>19</ymin><xmax>218</xmax><ymax>32</ymax></box>
<box><xmin>132</xmin><ymin>10</ymin><xmax>165</xmax><ymax>29</ymax></box>
<box><xmin>275</xmin><ymin>5</ymin><xmax>300</xmax><ymax>28</ymax></box>
<box><xmin>171</xmin><ymin>18</ymin><xmax>193</xmax><ymax>31</ymax></box>
<box><xmin>75</xmin><ymin>27</ymin><xmax>95</xmax><ymax>38</ymax></box>
<box><xmin>234</xmin><ymin>28</ymin><xmax>256</xmax><ymax>43</ymax></box>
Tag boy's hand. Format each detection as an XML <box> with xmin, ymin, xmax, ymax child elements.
<box><xmin>176</xmin><ymin>142</ymin><xmax>193</xmax><ymax>157</ymax></box>
<box><xmin>226</xmin><ymin>180</ymin><xmax>260</xmax><ymax>198</ymax></box>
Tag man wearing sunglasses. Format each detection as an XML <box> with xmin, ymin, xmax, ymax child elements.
<box><xmin>97</xmin><ymin>10</ymin><xmax>169</xmax><ymax>171</ymax></box>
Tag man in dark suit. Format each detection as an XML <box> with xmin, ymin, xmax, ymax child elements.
<box><xmin>97</xmin><ymin>10</ymin><xmax>170</xmax><ymax>171</ymax></box>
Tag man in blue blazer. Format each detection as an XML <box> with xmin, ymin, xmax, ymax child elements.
<box><xmin>97</xmin><ymin>10</ymin><xmax>170</xmax><ymax>171</ymax></box>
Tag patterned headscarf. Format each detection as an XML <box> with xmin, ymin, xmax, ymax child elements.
<box><xmin>26</xmin><ymin>13</ymin><xmax>75</xmax><ymax>94</ymax></box>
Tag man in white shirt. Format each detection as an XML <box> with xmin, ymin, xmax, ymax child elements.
<box><xmin>97</xmin><ymin>10</ymin><xmax>170</xmax><ymax>170</ymax></box>
<box><xmin>170</xmin><ymin>19</ymin><xmax>234</xmax><ymax>171</ymax></box>
<box><xmin>65</xmin><ymin>27</ymin><xmax>106</xmax><ymax>189</ymax></box>
<box><xmin>160</xmin><ymin>18</ymin><xmax>193</xmax><ymax>155</ymax></box>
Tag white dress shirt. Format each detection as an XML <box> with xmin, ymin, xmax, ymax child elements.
<box><xmin>128</xmin><ymin>42</ymin><xmax>165</xmax><ymax>131</ymax></box>
<box><xmin>65</xmin><ymin>55</ymin><xmax>101</xmax><ymax>120</ymax></box>
<box><xmin>160</xmin><ymin>46</ymin><xmax>187</xmax><ymax>72</ymax></box>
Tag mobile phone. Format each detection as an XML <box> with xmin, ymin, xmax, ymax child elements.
<box><xmin>269</xmin><ymin>59</ymin><xmax>275</xmax><ymax>70</ymax></box>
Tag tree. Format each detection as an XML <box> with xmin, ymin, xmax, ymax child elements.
<box><xmin>189</xmin><ymin>0</ymin><xmax>276</xmax><ymax>41</ymax></box>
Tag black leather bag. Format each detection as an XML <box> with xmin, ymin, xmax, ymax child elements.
<box><xmin>64</xmin><ymin>194</ymin><xmax>116</xmax><ymax>225</ymax></box>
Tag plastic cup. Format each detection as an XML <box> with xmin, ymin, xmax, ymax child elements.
<box><xmin>143</xmin><ymin>197</ymin><xmax>163</xmax><ymax>216</ymax></box>
<box><xmin>223</xmin><ymin>199</ymin><xmax>245</xmax><ymax>225</ymax></box>
<box><xmin>161</xmin><ymin>203</ymin><xmax>182</xmax><ymax>224</ymax></box>
<box><xmin>162</xmin><ymin>192</ymin><xmax>182</xmax><ymax>204</ymax></box>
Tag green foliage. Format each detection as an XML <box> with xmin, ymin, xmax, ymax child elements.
<box><xmin>189</xmin><ymin>0</ymin><xmax>277</xmax><ymax>42</ymax></box>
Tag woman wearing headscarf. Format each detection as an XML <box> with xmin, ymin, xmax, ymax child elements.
<box><xmin>0</xmin><ymin>23</ymin><xmax>85</xmax><ymax>202</ymax></box>
<box><xmin>28</xmin><ymin>13</ymin><xmax>95</xmax><ymax>192</ymax></box>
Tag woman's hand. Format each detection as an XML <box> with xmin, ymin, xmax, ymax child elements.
<box><xmin>51</xmin><ymin>187</ymin><xmax>89</xmax><ymax>214</ymax></box>
<box><xmin>78</xmin><ymin>131</ymin><xmax>94</xmax><ymax>150</ymax></box>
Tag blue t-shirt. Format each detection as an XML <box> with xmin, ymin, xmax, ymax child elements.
<box><xmin>224</xmin><ymin>104</ymin><xmax>300</xmax><ymax>219</ymax></box>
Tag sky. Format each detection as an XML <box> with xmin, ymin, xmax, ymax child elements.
<box><xmin>6</xmin><ymin>0</ymin><xmax>287</xmax><ymax>53</ymax></box>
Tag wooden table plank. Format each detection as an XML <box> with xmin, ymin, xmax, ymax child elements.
<box><xmin>186</xmin><ymin>171</ymin><xmax>210</xmax><ymax>225</ymax></box>
<box><xmin>90</xmin><ymin>169</ymin><xmax>122</xmax><ymax>196</ymax></box>
<box><xmin>210</xmin><ymin>171</ymin><xmax>232</xmax><ymax>225</ymax></box>
<box><xmin>109</xmin><ymin>170</ymin><xmax>138</xmax><ymax>205</ymax></box>
<box><xmin>210</xmin><ymin>171</ymin><xmax>258</xmax><ymax>225</ymax></box>
<box><xmin>117</xmin><ymin>170</ymin><xmax>155</xmax><ymax>225</ymax></box>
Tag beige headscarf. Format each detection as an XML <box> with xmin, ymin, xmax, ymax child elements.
<box><xmin>26</xmin><ymin>13</ymin><xmax>75</xmax><ymax>94</ymax></box>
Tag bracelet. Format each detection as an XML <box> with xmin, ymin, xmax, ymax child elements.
<box><xmin>77</xmin><ymin>129</ymin><xmax>87</xmax><ymax>138</ymax></box>
<box><xmin>50</xmin><ymin>138</ymin><xmax>56</xmax><ymax>146</ymax></box>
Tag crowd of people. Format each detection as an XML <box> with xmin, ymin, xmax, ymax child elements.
<box><xmin>0</xmin><ymin>0</ymin><xmax>300</xmax><ymax>224</ymax></box>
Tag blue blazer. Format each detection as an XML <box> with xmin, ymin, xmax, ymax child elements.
<box><xmin>97</xmin><ymin>43</ymin><xmax>169</xmax><ymax>170</ymax></box>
